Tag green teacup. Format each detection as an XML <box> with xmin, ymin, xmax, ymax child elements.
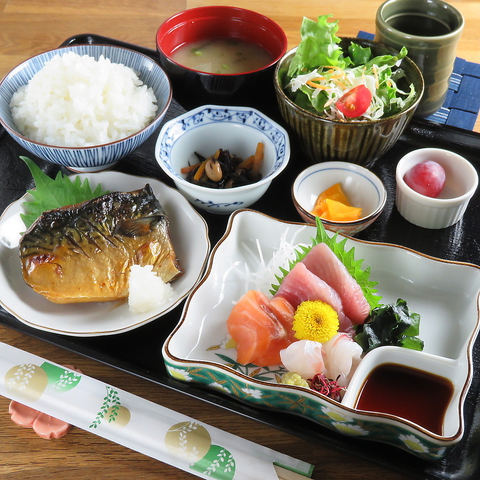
<box><xmin>375</xmin><ymin>0</ymin><xmax>464</xmax><ymax>117</ymax></box>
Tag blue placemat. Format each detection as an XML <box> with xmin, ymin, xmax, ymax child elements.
<box><xmin>358</xmin><ymin>31</ymin><xmax>480</xmax><ymax>130</ymax></box>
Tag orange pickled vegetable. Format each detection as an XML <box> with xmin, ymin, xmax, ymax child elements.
<box><xmin>323</xmin><ymin>199</ymin><xmax>362</xmax><ymax>221</ymax></box>
<box><xmin>237</xmin><ymin>155</ymin><xmax>255</xmax><ymax>169</ymax></box>
<box><xmin>181</xmin><ymin>162</ymin><xmax>202</xmax><ymax>174</ymax></box>
<box><xmin>311</xmin><ymin>183</ymin><xmax>362</xmax><ymax>221</ymax></box>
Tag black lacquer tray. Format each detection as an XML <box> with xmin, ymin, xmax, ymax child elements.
<box><xmin>1</xmin><ymin>34</ymin><xmax>480</xmax><ymax>480</ymax></box>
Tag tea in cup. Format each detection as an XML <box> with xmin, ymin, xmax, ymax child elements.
<box><xmin>375</xmin><ymin>0</ymin><xmax>464</xmax><ymax>117</ymax></box>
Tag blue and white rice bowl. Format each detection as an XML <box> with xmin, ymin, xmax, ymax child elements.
<box><xmin>155</xmin><ymin>105</ymin><xmax>290</xmax><ymax>214</ymax></box>
<box><xmin>0</xmin><ymin>45</ymin><xmax>172</xmax><ymax>172</ymax></box>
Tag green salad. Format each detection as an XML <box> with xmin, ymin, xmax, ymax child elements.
<box><xmin>284</xmin><ymin>15</ymin><xmax>417</xmax><ymax>120</ymax></box>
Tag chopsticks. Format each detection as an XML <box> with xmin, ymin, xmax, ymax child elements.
<box><xmin>275</xmin><ymin>465</ymin><xmax>313</xmax><ymax>480</ymax></box>
<box><xmin>0</xmin><ymin>342</ymin><xmax>314</xmax><ymax>480</ymax></box>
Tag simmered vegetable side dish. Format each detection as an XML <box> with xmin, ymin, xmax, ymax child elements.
<box><xmin>182</xmin><ymin>142</ymin><xmax>264</xmax><ymax>189</ymax></box>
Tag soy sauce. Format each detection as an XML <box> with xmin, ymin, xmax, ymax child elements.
<box><xmin>387</xmin><ymin>13</ymin><xmax>452</xmax><ymax>36</ymax></box>
<box><xmin>355</xmin><ymin>363</ymin><xmax>454</xmax><ymax>435</ymax></box>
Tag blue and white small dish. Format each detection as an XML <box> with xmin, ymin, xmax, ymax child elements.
<box><xmin>0</xmin><ymin>45</ymin><xmax>172</xmax><ymax>172</ymax></box>
<box><xmin>155</xmin><ymin>105</ymin><xmax>290</xmax><ymax>214</ymax></box>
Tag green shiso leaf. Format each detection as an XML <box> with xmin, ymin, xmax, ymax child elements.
<box><xmin>20</xmin><ymin>156</ymin><xmax>108</xmax><ymax>229</ymax></box>
<box><xmin>354</xmin><ymin>298</ymin><xmax>424</xmax><ymax>354</ymax></box>
<box><xmin>269</xmin><ymin>216</ymin><xmax>382</xmax><ymax>310</ymax></box>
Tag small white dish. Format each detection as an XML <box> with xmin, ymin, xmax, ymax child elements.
<box><xmin>155</xmin><ymin>105</ymin><xmax>290</xmax><ymax>214</ymax></box>
<box><xmin>396</xmin><ymin>148</ymin><xmax>478</xmax><ymax>229</ymax></box>
<box><xmin>0</xmin><ymin>171</ymin><xmax>210</xmax><ymax>336</ymax></box>
<box><xmin>163</xmin><ymin>209</ymin><xmax>480</xmax><ymax>459</ymax></box>
<box><xmin>292</xmin><ymin>161</ymin><xmax>387</xmax><ymax>235</ymax></box>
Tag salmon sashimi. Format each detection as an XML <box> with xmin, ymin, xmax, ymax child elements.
<box><xmin>268</xmin><ymin>296</ymin><xmax>297</xmax><ymax>342</ymax></box>
<box><xmin>227</xmin><ymin>290</ymin><xmax>294</xmax><ymax>367</ymax></box>
<box><xmin>302</xmin><ymin>243</ymin><xmax>370</xmax><ymax>324</ymax></box>
<box><xmin>274</xmin><ymin>262</ymin><xmax>353</xmax><ymax>333</ymax></box>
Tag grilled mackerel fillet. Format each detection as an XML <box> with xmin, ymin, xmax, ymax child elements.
<box><xmin>19</xmin><ymin>184</ymin><xmax>182</xmax><ymax>304</ymax></box>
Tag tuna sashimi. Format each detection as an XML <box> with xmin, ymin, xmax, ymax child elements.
<box><xmin>302</xmin><ymin>243</ymin><xmax>370</xmax><ymax>324</ymax></box>
<box><xmin>227</xmin><ymin>290</ymin><xmax>294</xmax><ymax>367</ymax></box>
<box><xmin>274</xmin><ymin>262</ymin><xmax>353</xmax><ymax>333</ymax></box>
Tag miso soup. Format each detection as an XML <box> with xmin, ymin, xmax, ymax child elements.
<box><xmin>172</xmin><ymin>38</ymin><xmax>274</xmax><ymax>74</ymax></box>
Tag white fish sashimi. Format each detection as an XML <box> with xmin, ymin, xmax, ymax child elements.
<box><xmin>322</xmin><ymin>333</ymin><xmax>363</xmax><ymax>384</ymax></box>
<box><xmin>280</xmin><ymin>340</ymin><xmax>326</xmax><ymax>380</ymax></box>
<box><xmin>280</xmin><ymin>334</ymin><xmax>362</xmax><ymax>384</ymax></box>
<box><xmin>274</xmin><ymin>262</ymin><xmax>353</xmax><ymax>333</ymax></box>
<box><xmin>302</xmin><ymin>243</ymin><xmax>370</xmax><ymax>324</ymax></box>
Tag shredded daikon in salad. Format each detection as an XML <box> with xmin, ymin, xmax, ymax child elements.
<box><xmin>284</xmin><ymin>15</ymin><xmax>417</xmax><ymax>121</ymax></box>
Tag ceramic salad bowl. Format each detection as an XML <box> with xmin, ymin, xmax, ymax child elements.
<box><xmin>163</xmin><ymin>209</ymin><xmax>480</xmax><ymax>460</ymax></box>
<box><xmin>274</xmin><ymin>36</ymin><xmax>424</xmax><ymax>168</ymax></box>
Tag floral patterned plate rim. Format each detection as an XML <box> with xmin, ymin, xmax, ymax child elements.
<box><xmin>162</xmin><ymin>209</ymin><xmax>480</xmax><ymax>460</ymax></box>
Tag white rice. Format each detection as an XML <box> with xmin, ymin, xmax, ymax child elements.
<box><xmin>128</xmin><ymin>265</ymin><xmax>174</xmax><ymax>314</ymax></box>
<box><xmin>10</xmin><ymin>52</ymin><xmax>158</xmax><ymax>147</ymax></box>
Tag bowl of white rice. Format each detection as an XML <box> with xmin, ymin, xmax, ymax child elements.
<box><xmin>0</xmin><ymin>45</ymin><xmax>172</xmax><ymax>172</ymax></box>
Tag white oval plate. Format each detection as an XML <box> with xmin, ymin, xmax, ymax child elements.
<box><xmin>0</xmin><ymin>171</ymin><xmax>210</xmax><ymax>336</ymax></box>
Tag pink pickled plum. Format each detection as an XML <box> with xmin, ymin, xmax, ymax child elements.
<box><xmin>403</xmin><ymin>160</ymin><xmax>446</xmax><ymax>198</ymax></box>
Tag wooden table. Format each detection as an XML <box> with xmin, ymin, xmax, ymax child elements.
<box><xmin>0</xmin><ymin>1</ymin><xmax>478</xmax><ymax>479</ymax></box>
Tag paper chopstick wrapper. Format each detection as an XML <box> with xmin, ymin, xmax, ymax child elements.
<box><xmin>0</xmin><ymin>342</ymin><xmax>313</xmax><ymax>479</ymax></box>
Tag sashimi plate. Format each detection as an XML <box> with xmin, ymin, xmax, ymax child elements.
<box><xmin>163</xmin><ymin>209</ymin><xmax>480</xmax><ymax>460</ymax></box>
<box><xmin>0</xmin><ymin>171</ymin><xmax>210</xmax><ymax>336</ymax></box>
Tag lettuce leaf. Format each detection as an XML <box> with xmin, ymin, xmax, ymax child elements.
<box><xmin>347</xmin><ymin>43</ymin><xmax>372</xmax><ymax>66</ymax></box>
<box><xmin>287</xmin><ymin>15</ymin><xmax>346</xmax><ymax>78</ymax></box>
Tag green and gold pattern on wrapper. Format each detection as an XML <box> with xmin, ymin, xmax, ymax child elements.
<box><xmin>166</xmin><ymin>422</ymin><xmax>236</xmax><ymax>479</ymax></box>
<box><xmin>5</xmin><ymin>362</ymin><xmax>81</xmax><ymax>402</ymax></box>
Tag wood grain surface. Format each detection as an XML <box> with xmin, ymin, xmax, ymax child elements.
<box><xmin>0</xmin><ymin>1</ymin><xmax>479</xmax><ymax>479</ymax></box>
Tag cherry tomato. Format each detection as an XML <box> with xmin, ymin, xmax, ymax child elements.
<box><xmin>336</xmin><ymin>85</ymin><xmax>372</xmax><ymax>118</ymax></box>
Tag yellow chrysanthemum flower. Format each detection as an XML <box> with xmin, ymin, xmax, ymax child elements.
<box><xmin>293</xmin><ymin>300</ymin><xmax>339</xmax><ymax>343</ymax></box>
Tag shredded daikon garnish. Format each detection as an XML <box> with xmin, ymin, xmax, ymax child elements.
<box><xmin>240</xmin><ymin>227</ymin><xmax>308</xmax><ymax>294</ymax></box>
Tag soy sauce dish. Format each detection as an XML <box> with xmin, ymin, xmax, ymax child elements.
<box><xmin>342</xmin><ymin>346</ymin><xmax>465</xmax><ymax>441</ymax></box>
